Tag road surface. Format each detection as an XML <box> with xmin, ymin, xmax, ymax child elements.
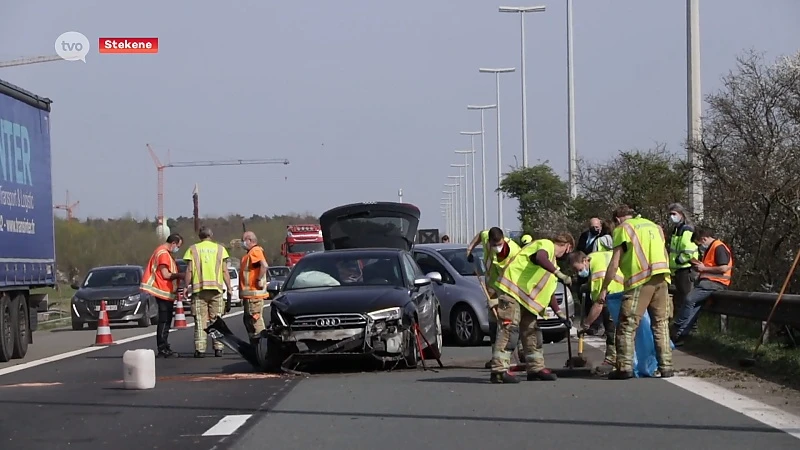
<box><xmin>0</xmin><ymin>306</ymin><xmax>798</xmax><ymax>450</ymax></box>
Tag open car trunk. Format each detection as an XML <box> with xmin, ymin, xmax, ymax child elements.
<box><xmin>319</xmin><ymin>202</ymin><xmax>421</xmax><ymax>251</ymax></box>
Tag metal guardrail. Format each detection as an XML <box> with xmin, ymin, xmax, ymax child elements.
<box><xmin>579</xmin><ymin>284</ymin><xmax>800</xmax><ymax>328</ymax></box>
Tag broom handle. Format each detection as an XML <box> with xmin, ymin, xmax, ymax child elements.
<box><xmin>752</xmin><ymin>245</ymin><xmax>800</xmax><ymax>353</ymax></box>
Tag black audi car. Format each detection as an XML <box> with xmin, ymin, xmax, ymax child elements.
<box><xmin>211</xmin><ymin>202</ymin><xmax>444</xmax><ymax>372</ymax></box>
<box><xmin>70</xmin><ymin>265</ymin><xmax>158</xmax><ymax>330</ymax></box>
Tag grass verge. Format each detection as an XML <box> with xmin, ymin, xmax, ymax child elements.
<box><xmin>681</xmin><ymin>312</ymin><xmax>800</xmax><ymax>390</ymax></box>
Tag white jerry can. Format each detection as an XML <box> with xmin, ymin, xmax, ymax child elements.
<box><xmin>122</xmin><ymin>349</ymin><xmax>156</xmax><ymax>390</ymax></box>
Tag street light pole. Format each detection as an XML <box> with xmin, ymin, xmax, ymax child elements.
<box><xmin>398</xmin><ymin>188</ymin><xmax>403</xmax><ymax>203</ymax></box>
<box><xmin>460</xmin><ymin>131</ymin><xmax>481</xmax><ymax>234</ymax></box>
<box><xmin>687</xmin><ymin>0</ymin><xmax>704</xmax><ymax>220</ymax></box>
<box><xmin>479</xmin><ymin>68</ymin><xmax>516</xmax><ymax>230</ymax></box>
<box><xmin>440</xmin><ymin>199</ymin><xmax>451</xmax><ymax>236</ymax></box>
<box><xmin>499</xmin><ymin>6</ymin><xmax>546</xmax><ymax>168</ymax></box>
<box><xmin>450</xmin><ymin>168</ymin><xmax>467</xmax><ymax>243</ymax></box>
<box><xmin>446</xmin><ymin>180</ymin><xmax>460</xmax><ymax>242</ymax></box>
<box><xmin>453</xmin><ymin>154</ymin><xmax>472</xmax><ymax>238</ymax></box>
<box><xmin>566</xmin><ymin>0</ymin><xmax>578</xmax><ymax>199</ymax></box>
<box><xmin>467</xmin><ymin>104</ymin><xmax>497</xmax><ymax>231</ymax></box>
<box><xmin>443</xmin><ymin>186</ymin><xmax>457</xmax><ymax>240</ymax></box>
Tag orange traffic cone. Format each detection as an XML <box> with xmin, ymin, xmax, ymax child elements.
<box><xmin>94</xmin><ymin>300</ymin><xmax>115</xmax><ymax>346</ymax></box>
<box><xmin>173</xmin><ymin>299</ymin><xmax>188</xmax><ymax>328</ymax></box>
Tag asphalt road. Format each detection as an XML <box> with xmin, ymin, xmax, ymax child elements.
<box><xmin>1</xmin><ymin>309</ymin><xmax>799</xmax><ymax>450</ymax></box>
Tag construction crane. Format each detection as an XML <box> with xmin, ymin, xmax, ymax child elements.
<box><xmin>0</xmin><ymin>55</ymin><xmax>63</xmax><ymax>69</ymax></box>
<box><xmin>53</xmin><ymin>190</ymin><xmax>79</xmax><ymax>220</ymax></box>
<box><xmin>146</xmin><ymin>144</ymin><xmax>290</xmax><ymax>226</ymax></box>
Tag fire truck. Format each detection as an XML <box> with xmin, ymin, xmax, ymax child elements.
<box><xmin>280</xmin><ymin>224</ymin><xmax>324</xmax><ymax>267</ymax></box>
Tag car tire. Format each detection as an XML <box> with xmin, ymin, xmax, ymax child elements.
<box><xmin>544</xmin><ymin>331</ymin><xmax>567</xmax><ymax>344</ymax></box>
<box><xmin>0</xmin><ymin>295</ymin><xmax>14</xmax><ymax>362</ymax></box>
<box><xmin>11</xmin><ymin>294</ymin><xmax>29</xmax><ymax>359</ymax></box>
<box><xmin>72</xmin><ymin>320</ymin><xmax>83</xmax><ymax>331</ymax></box>
<box><xmin>450</xmin><ymin>304</ymin><xmax>484</xmax><ymax>346</ymax></box>
<box><xmin>423</xmin><ymin>308</ymin><xmax>443</xmax><ymax>360</ymax></box>
<box><xmin>137</xmin><ymin>301</ymin><xmax>151</xmax><ymax>327</ymax></box>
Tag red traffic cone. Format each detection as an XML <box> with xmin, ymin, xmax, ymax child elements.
<box><xmin>94</xmin><ymin>300</ymin><xmax>115</xmax><ymax>346</ymax></box>
<box><xmin>173</xmin><ymin>299</ymin><xmax>188</xmax><ymax>328</ymax></box>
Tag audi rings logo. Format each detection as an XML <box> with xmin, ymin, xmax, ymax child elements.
<box><xmin>315</xmin><ymin>317</ymin><xmax>341</xmax><ymax>327</ymax></box>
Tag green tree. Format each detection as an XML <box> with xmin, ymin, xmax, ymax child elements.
<box><xmin>498</xmin><ymin>163</ymin><xmax>573</xmax><ymax>238</ymax></box>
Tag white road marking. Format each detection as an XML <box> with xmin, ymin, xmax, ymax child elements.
<box><xmin>0</xmin><ymin>310</ymin><xmax>244</xmax><ymax>377</ymax></box>
<box><xmin>202</xmin><ymin>414</ymin><xmax>252</xmax><ymax>436</ymax></box>
<box><xmin>569</xmin><ymin>327</ymin><xmax>800</xmax><ymax>441</ymax></box>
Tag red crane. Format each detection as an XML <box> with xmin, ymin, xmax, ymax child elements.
<box><xmin>53</xmin><ymin>190</ymin><xmax>79</xmax><ymax>220</ymax></box>
<box><xmin>146</xmin><ymin>144</ymin><xmax>290</xmax><ymax>226</ymax></box>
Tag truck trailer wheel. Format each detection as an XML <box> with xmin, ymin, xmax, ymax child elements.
<box><xmin>0</xmin><ymin>295</ymin><xmax>14</xmax><ymax>362</ymax></box>
<box><xmin>11</xmin><ymin>294</ymin><xmax>29</xmax><ymax>359</ymax></box>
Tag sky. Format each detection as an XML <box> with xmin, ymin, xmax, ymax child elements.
<box><xmin>1</xmin><ymin>0</ymin><xmax>798</xmax><ymax>234</ymax></box>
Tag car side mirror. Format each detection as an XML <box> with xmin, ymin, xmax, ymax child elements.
<box><xmin>413</xmin><ymin>277</ymin><xmax>432</xmax><ymax>288</ymax></box>
<box><xmin>70</xmin><ymin>283</ymin><xmax>79</xmax><ymax>290</ymax></box>
<box><xmin>426</xmin><ymin>272</ymin><xmax>443</xmax><ymax>284</ymax></box>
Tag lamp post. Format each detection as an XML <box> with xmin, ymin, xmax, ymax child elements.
<box><xmin>479</xmin><ymin>68</ymin><xmax>515</xmax><ymax>230</ymax></box>
<box><xmin>440</xmin><ymin>199</ymin><xmax>451</xmax><ymax>236</ymax></box>
<box><xmin>445</xmin><ymin>183</ymin><xmax>459</xmax><ymax>242</ymax></box>
<box><xmin>441</xmin><ymin>195</ymin><xmax>453</xmax><ymax>237</ymax></box>
<box><xmin>460</xmin><ymin>131</ymin><xmax>480</xmax><ymax>234</ymax></box>
<box><xmin>467</xmin><ymin>104</ymin><xmax>497</xmax><ymax>230</ymax></box>
<box><xmin>449</xmin><ymin>170</ymin><xmax>467</xmax><ymax>243</ymax></box>
<box><xmin>687</xmin><ymin>0</ymin><xmax>704</xmax><ymax>220</ymax></box>
<box><xmin>454</xmin><ymin>151</ymin><xmax>474</xmax><ymax>239</ymax></box>
<box><xmin>499</xmin><ymin>5</ymin><xmax>546</xmax><ymax>168</ymax></box>
<box><xmin>565</xmin><ymin>0</ymin><xmax>578</xmax><ymax>199</ymax></box>
<box><xmin>398</xmin><ymin>188</ymin><xmax>403</xmax><ymax>203</ymax></box>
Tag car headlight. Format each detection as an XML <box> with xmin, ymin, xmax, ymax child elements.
<box><xmin>367</xmin><ymin>307</ymin><xmax>401</xmax><ymax>322</ymax></box>
<box><xmin>127</xmin><ymin>294</ymin><xmax>141</xmax><ymax>304</ymax></box>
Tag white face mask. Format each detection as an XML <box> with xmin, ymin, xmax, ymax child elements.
<box><xmin>669</xmin><ymin>214</ymin><xmax>681</xmax><ymax>224</ymax></box>
<box><xmin>493</xmin><ymin>245</ymin><xmax>504</xmax><ymax>253</ymax></box>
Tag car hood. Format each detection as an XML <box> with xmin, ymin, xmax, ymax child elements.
<box><xmin>319</xmin><ymin>202</ymin><xmax>420</xmax><ymax>251</ymax></box>
<box><xmin>75</xmin><ymin>286</ymin><xmax>140</xmax><ymax>300</ymax></box>
<box><xmin>273</xmin><ymin>285</ymin><xmax>410</xmax><ymax>316</ymax></box>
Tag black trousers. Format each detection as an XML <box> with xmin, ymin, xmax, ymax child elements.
<box><xmin>156</xmin><ymin>300</ymin><xmax>175</xmax><ymax>351</ymax></box>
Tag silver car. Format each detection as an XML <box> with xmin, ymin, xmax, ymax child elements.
<box><xmin>412</xmin><ymin>243</ymin><xmax>575</xmax><ymax>345</ymax></box>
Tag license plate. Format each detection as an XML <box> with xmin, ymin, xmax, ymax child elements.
<box><xmin>95</xmin><ymin>305</ymin><xmax>118</xmax><ymax>311</ymax></box>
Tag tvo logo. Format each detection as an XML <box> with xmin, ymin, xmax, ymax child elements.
<box><xmin>55</xmin><ymin>31</ymin><xmax>90</xmax><ymax>62</ymax></box>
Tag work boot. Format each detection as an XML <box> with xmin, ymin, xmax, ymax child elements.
<box><xmin>527</xmin><ymin>368</ymin><xmax>557</xmax><ymax>381</ymax></box>
<box><xmin>658</xmin><ymin>368</ymin><xmax>675</xmax><ymax>378</ymax></box>
<box><xmin>608</xmin><ymin>370</ymin><xmax>633</xmax><ymax>380</ymax></box>
<box><xmin>214</xmin><ymin>349</ymin><xmax>224</xmax><ymax>357</ymax></box>
<box><xmin>194</xmin><ymin>350</ymin><xmax>205</xmax><ymax>358</ymax></box>
<box><xmin>157</xmin><ymin>348</ymin><xmax>180</xmax><ymax>358</ymax></box>
<box><xmin>490</xmin><ymin>371</ymin><xmax>520</xmax><ymax>384</ymax></box>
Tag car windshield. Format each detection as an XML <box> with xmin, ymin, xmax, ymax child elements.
<box><xmin>438</xmin><ymin>248</ymin><xmax>486</xmax><ymax>276</ymax></box>
<box><xmin>268</xmin><ymin>267</ymin><xmax>290</xmax><ymax>278</ymax></box>
<box><xmin>283</xmin><ymin>255</ymin><xmax>404</xmax><ymax>290</ymax></box>
<box><xmin>228</xmin><ymin>269</ymin><xmax>237</xmax><ymax>279</ymax></box>
<box><xmin>288</xmin><ymin>242</ymin><xmax>324</xmax><ymax>253</ymax></box>
<box><xmin>83</xmin><ymin>268</ymin><xmax>140</xmax><ymax>288</ymax></box>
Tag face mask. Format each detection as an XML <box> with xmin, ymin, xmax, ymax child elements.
<box><xmin>171</xmin><ymin>246</ymin><xmax>180</xmax><ymax>254</ymax></box>
<box><xmin>242</xmin><ymin>241</ymin><xmax>250</xmax><ymax>250</ymax></box>
<box><xmin>590</xmin><ymin>227</ymin><xmax>600</xmax><ymax>235</ymax></box>
<box><xmin>578</xmin><ymin>267</ymin><xmax>590</xmax><ymax>278</ymax></box>
<box><xmin>493</xmin><ymin>245</ymin><xmax>504</xmax><ymax>253</ymax></box>
<box><xmin>669</xmin><ymin>214</ymin><xmax>681</xmax><ymax>224</ymax></box>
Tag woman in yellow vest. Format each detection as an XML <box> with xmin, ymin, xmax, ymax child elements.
<box><xmin>597</xmin><ymin>205</ymin><xmax>673</xmax><ymax>380</ymax></box>
<box><xmin>489</xmin><ymin>233</ymin><xmax>574</xmax><ymax>384</ymax></box>
<box><xmin>570</xmin><ymin>250</ymin><xmax>660</xmax><ymax>377</ymax></box>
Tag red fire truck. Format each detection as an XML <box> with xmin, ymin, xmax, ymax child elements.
<box><xmin>280</xmin><ymin>224</ymin><xmax>325</xmax><ymax>267</ymax></box>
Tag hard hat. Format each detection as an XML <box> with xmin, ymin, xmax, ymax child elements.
<box><xmin>521</xmin><ymin>234</ymin><xmax>533</xmax><ymax>245</ymax></box>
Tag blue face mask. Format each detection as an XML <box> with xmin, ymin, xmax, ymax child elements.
<box><xmin>171</xmin><ymin>246</ymin><xmax>180</xmax><ymax>254</ymax></box>
<box><xmin>578</xmin><ymin>267</ymin><xmax>590</xmax><ymax>278</ymax></box>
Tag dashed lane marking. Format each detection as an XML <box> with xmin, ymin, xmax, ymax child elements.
<box><xmin>0</xmin><ymin>310</ymin><xmax>244</xmax><ymax>377</ymax></box>
<box><xmin>202</xmin><ymin>414</ymin><xmax>253</xmax><ymax>436</ymax></box>
<box><xmin>569</xmin><ymin>327</ymin><xmax>800</xmax><ymax>441</ymax></box>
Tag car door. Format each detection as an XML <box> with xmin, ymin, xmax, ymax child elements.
<box><xmin>401</xmin><ymin>253</ymin><xmax>436</xmax><ymax>341</ymax></box>
<box><xmin>412</xmin><ymin>250</ymin><xmax>455</xmax><ymax>318</ymax></box>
